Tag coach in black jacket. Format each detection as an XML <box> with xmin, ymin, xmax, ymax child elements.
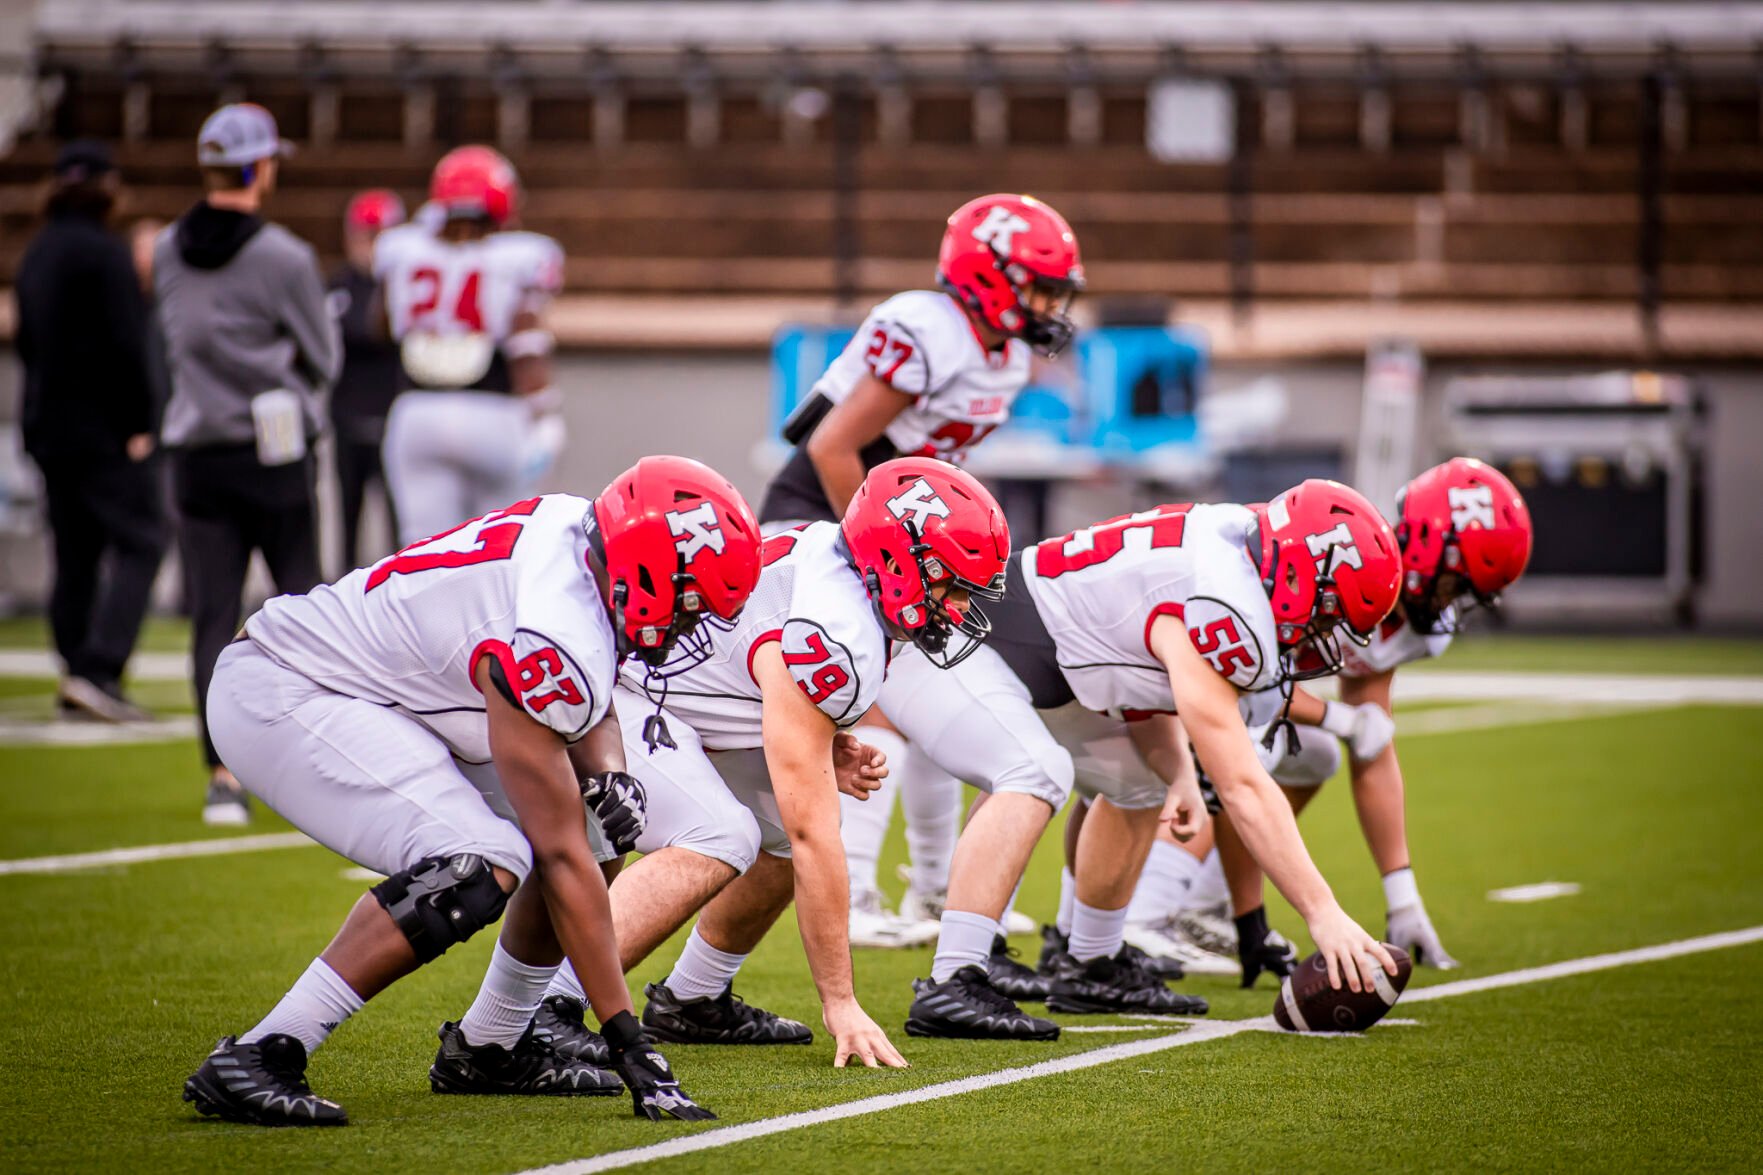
<box><xmin>15</xmin><ymin>140</ymin><xmax>165</xmax><ymax>723</ymax></box>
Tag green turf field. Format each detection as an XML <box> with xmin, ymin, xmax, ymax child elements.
<box><xmin>2</xmin><ymin>639</ymin><xmax>1761</xmax><ymax>1173</ymax></box>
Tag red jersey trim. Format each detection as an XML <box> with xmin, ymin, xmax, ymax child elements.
<box><xmin>467</xmin><ymin>638</ymin><xmax>519</xmax><ymax>694</ymax></box>
<box><xmin>1142</xmin><ymin>602</ymin><xmax>1187</xmax><ymax>656</ymax></box>
<box><xmin>746</xmin><ymin>628</ymin><xmax>785</xmax><ymax>687</ymax></box>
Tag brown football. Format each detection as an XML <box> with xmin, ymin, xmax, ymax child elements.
<box><xmin>1271</xmin><ymin>944</ymin><xmax>1412</xmax><ymax>1032</ymax></box>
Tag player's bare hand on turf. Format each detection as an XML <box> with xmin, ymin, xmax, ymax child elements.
<box><xmin>832</xmin><ymin>732</ymin><xmax>889</xmax><ymax>801</ymax></box>
<box><xmin>1307</xmin><ymin>905</ymin><xmax>1398</xmax><ymax>993</ymax></box>
<box><xmin>1159</xmin><ymin>776</ymin><xmax>1207</xmax><ymax>842</ymax></box>
<box><xmin>825</xmin><ymin>999</ymin><xmax>908</xmax><ymax>1069</ymax></box>
<box><xmin>1387</xmin><ymin>903</ymin><xmax>1460</xmax><ymax>970</ymax></box>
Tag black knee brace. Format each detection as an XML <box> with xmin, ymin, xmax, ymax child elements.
<box><xmin>370</xmin><ymin>853</ymin><xmax>509</xmax><ymax>963</ymax></box>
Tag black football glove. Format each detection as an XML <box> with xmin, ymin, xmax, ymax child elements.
<box><xmin>580</xmin><ymin>770</ymin><xmax>647</xmax><ymax>855</ymax></box>
<box><xmin>1235</xmin><ymin>905</ymin><xmax>1299</xmax><ymax>989</ymax></box>
<box><xmin>601</xmin><ymin>1011</ymin><xmax>717</xmax><ymax>1122</ymax></box>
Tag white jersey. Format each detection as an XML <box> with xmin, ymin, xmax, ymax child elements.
<box><xmin>813</xmin><ymin>290</ymin><xmax>1029</xmax><ymax>461</ymax></box>
<box><xmin>1339</xmin><ymin>607</ymin><xmax>1455</xmax><ymax>677</ymax></box>
<box><xmin>1022</xmin><ymin>503</ymin><xmax>1281</xmax><ymax>717</ymax></box>
<box><xmin>245</xmin><ymin>494</ymin><xmax>615</xmax><ymax>764</ymax></box>
<box><xmin>374</xmin><ymin>224</ymin><xmax>563</xmax><ymax>346</ymax></box>
<box><xmin>620</xmin><ymin>521</ymin><xmax>887</xmax><ymax>750</ymax></box>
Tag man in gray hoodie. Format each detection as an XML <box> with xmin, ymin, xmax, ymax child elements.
<box><xmin>155</xmin><ymin>103</ymin><xmax>340</xmax><ymax>826</ymax></box>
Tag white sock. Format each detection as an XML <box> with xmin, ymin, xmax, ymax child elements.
<box><xmin>901</xmin><ymin>746</ymin><xmax>962</xmax><ymax>895</ymax></box>
<box><xmin>1126</xmin><ymin>839</ymin><xmax>1205</xmax><ymax>924</ymax></box>
<box><xmin>240</xmin><ymin>958</ymin><xmax>364</xmax><ymax>1057</ymax></box>
<box><xmin>665</xmin><ymin>925</ymin><xmax>748</xmax><ymax>1001</ymax></box>
<box><xmin>931</xmin><ymin>909</ymin><xmax>998</xmax><ymax>982</ymax></box>
<box><xmin>1185</xmin><ymin>847</ymin><xmax>1230</xmax><ymax>911</ymax></box>
<box><xmin>1055</xmin><ymin>867</ymin><xmax>1077</xmax><ymax>934</ymax></box>
<box><xmin>1068</xmin><ymin>898</ymin><xmax>1128</xmax><ymax>963</ymax></box>
<box><xmin>457</xmin><ymin>941</ymin><xmax>560</xmax><ymax>1049</ymax></box>
<box><xmin>545</xmin><ymin>959</ymin><xmax>586</xmax><ymax>1004</ymax></box>
<box><xmin>841</xmin><ymin>727</ymin><xmax>907</xmax><ymax>895</ymax></box>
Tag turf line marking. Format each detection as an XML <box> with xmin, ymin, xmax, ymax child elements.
<box><xmin>520</xmin><ymin>924</ymin><xmax>1763</xmax><ymax>1175</ymax></box>
<box><xmin>1402</xmin><ymin>925</ymin><xmax>1763</xmax><ymax>1004</ymax></box>
<box><xmin>1488</xmin><ymin>881</ymin><xmax>1582</xmax><ymax>903</ymax></box>
<box><xmin>520</xmin><ymin>1020</ymin><xmax>1257</xmax><ymax>1175</ymax></box>
<box><xmin>0</xmin><ymin>832</ymin><xmax>313</xmax><ymax>876</ymax></box>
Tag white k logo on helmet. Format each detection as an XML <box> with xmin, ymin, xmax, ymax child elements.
<box><xmin>886</xmin><ymin>478</ymin><xmax>952</xmax><ymax>531</ymax></box>
<box><xmin>666</xmin><ymin>502</ymin><xmax>726</xmax><ymax>561</ymax></box>
<box><xmin>1304</xmin><ymin>523</ymin><xmax>1364</xmax><ymax>576</ymax></box>
<box><xmin>1447</xmin><ymin>484</ymin><xmax>1496</xmax><ymax>531</ymax></box>
<box><xmin>972</xmin><ymin>205</ymin><xmax>1031</xmax><ymax>255</ymax></box>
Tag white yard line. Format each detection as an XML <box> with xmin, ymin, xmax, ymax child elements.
<box><xmin>0</xmin><ymin>832</ymin><xmax>314</xmax><ymax>876</ymax></box>
<box><xmin>516</xmin><ymin>925</ymin><xmax>1763</xmax><ymax>1175</ymax></box>
<box><xmin>1488</xmin><ymin>881</ymin><xmax>1583</xmax><ymax>903</ymax></box>
<box><xmin>0</xmin><ymin>715</ymin><xmax>198</xmax><ymax>747</ymax></box>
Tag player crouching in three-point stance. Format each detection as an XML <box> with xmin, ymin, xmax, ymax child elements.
<box><xmin>533</xmin><ymin>458</ymin><xmax>1010</xmax><ymax>1068</ymax></box>
<box><xmin>895</xmin><ymin>480</ymin><xmax>1402</xmax><ymax>1041</ymax></box>
<box><xmin>1218</xmin><ymin>458</ymin><xmax>1533</xmax><ymax>978</ymax></box>
<box><xmin>183</xmin><ymin>457</ymin><xmax>760</xmax><ymax>1125</ymax></box>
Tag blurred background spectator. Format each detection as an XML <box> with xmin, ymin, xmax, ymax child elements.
<box><xmin>13</xmin><ymin>139</ymin><xmax>164</xmax><ymax>722</ymax></box>
<box><xmin>154</xmin><ymin>103</ymin><xmax>338</xmax><ymax>825</ymax></box>
<box><xmin>327</xmin><ymin>189</ymin><xmax>405</xmax><ymax>571</ymax></box>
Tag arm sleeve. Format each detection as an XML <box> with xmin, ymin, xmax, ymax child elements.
<box><xmin>1184</xmin><ymin>595</ymin><xmax>1274</xmax><ymax>693</ymax></box>
<box><xmin>282</xmin><ymin>242</ymin><xmax>343</xmax><ymax>391</ymax></box>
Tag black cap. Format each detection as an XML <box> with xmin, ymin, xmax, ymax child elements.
<box><xmin>53</xmin><ymin>140</ymin><xmax>115</xmax><ymax>182</ymax></box>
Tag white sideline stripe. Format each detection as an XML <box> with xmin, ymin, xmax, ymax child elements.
<box><xmin>0</xmin><ymin>715</ymin><xmax>198</xmax><ymax>747</ymax></box>
<box><xmin>1488</xmin><ymin>881</ymin><xmax>1583</xmax><ymax>903</ymax></box>
<box><xmin>0</xmin><ymin>650</ymin><xmax>190</xmax><ymax>680</ymax></box>
<box><xmin>0</xmin><ymin>832</ymin><xmax>313</xmax><ymax>876</ymax></box>
<box><xmin>1394</xmin><ymin>701</ymin><xmax>1651</xmax><ymax>737</ymax></box>
<box><xmin>1393</xmin><ymin>671</ymin><xmax>1763</xmax><ymax>707</ymax></box>
<box><xmin>519</xmin><ymin>925</ymin><xmax>1763</xmax><ymax>1175</ymax></box>
<box><xmin>1401</xmin><ymin>925</ymin><xmax>1763</xmax><ymax>1004</ymax></box>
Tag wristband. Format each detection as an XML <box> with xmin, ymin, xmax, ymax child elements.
<box><xmin>1382</xmin><ymin>866</ymin><xmax>1421</xmax><ymax>911</ymax></box>
<box><xmin>1318</xmin><ymin>700</ymin><xmax>1358</xmax><ymax>739</ymax></box>
<box><xmin>504</xmin><ymin>328</ymin><xmax>555</xmax><ymax>360</ymax></box>
<box><xmin>601</xmin><ymin>1008</ymin><xmax>645</xmax><ymax>1054</ymax></box>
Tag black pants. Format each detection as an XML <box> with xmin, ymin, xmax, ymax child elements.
<box><xmin>171</xmin><ymin>445</ymin><xmax>322</xmax><ymax>768</ymax></box>
<box><xmin>333</xmin><ymin>431</ymin><xmax>397</xmax><ymax>571</ymax></box>
<box><xmin>31</xmin><ymin>453</ymin><xmax>167</xmax><ymax>688</ymax></box>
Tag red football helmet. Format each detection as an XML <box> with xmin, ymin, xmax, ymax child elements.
<box><xmin>430</xmin><ymin>145</ymin><xmax>520</xmax><ymax>227</ymax></box>
<box><xmin>1253</xmin><ymin>479</ymin><xmax>1402</xmax><ymax>678</ymax></box>
<box><xmin>842</xmin><ymin>457</ymin><xmax>1010</xmax><ymax>668</ymax></box>
<box><xmin>938</xmin><ymin>194</ymin><xmax>1085</xmax><ymax>357</ymax></box>
<box><xmin>1396</xmin><ymin>457</ymin><xmax>1533</xmax><ymax>629</ymax></box>
<box><xmin>590</xmin><ymin>456</ymin><xmax>761</xmax><ymax>670</ymax></box>
<box><xmin>345</xmin><ymin>188</ymin><xmax>406</xmax><ymax>233</ymax></box>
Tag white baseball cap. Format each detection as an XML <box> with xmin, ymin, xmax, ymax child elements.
<box><xmin>197</xmin><ymin>103</ymin><xmax>294</xmax><ymax>167</ymax></box>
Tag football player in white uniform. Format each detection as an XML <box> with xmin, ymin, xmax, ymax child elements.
<box><xmin>183</xmin><ymin>457</ymin><xmax>761</xmax><ymax>1126</ymax></box>
<box><xmin>890</xmin><ymin>480</ymin><xmax>1403</xmax><ymax>1040</ymax></box>
<box><xmin>758</xmin><ymin>193</ymin><xmax>1084</xmax><ymax>948</ymax></box>
<box><xmin>534</xmin><ymin>458</ymin><xmax>1010</xmax><ymax>1067</ymax></box>
<box><xmin>1204</xmin><ymin>458</ymin><xmax>1534</xmax><ymax>974</ymax></box>
<box><xmin>377</xmin><ymin>146</ymin><xmax>567</xmax><ymax>546</ymax></box>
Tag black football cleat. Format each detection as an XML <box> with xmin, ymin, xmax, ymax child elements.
<box><xmin>531</xmin><ymin>995</ymin><xmax>612</xmax><ymax>1066</ymax></box>
<box><xmin>429</xmin><ymin>1021</ymin><xmax>621</xmax><ymax>1096</ymax></box>
<box><xmin>640</xmin><ymin>982</ymin><xmax>813</xmax><ymax>1045</ymax></box>
<box><xmin>183</xmin><ymin>1034</ymin><xmax>347</xmax><ymax>1127</ymax></box>
<box><xmin>1045</xmin><ymin>948</ymin><xmax>1211</xmax><ymax>1016</ymax></box>
<box><xmin>987</xmin><ymin>934</ymin><xmax>1051</xmax><ymax>1001</ymax></box>
<box><xmin>1037</xmin><ymin>923</ymin><xmax>1070</xmax><ymax>975</ymax></box>
<box><xmin>904</xmin><ymin>965</ymin><xmax>1061</xmax><ymax>1041</ymax></box>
